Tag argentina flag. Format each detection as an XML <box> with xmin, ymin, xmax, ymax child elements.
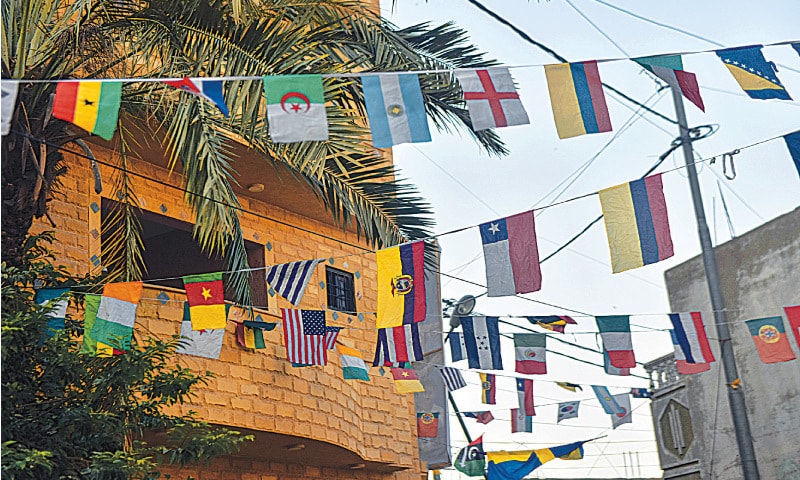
<box><xmin>362</xmin><ymin>73</ymin><xmax>431</xmax><ymax>148</ymax></box>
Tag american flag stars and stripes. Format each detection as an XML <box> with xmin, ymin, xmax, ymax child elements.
<box><xmin>281</xmin><ymin>308</ymin><xmax>328</xmax><ymax>365</ymax></box>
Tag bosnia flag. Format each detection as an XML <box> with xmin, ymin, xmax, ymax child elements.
<box><xmin>715</xmin><ymin>45</ymin><xmax>791</xmax><ymax>100</ymax></box>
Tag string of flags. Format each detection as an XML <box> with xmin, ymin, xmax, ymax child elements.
<box><xmin>3</xmin><ymin>42</ymin><xmax>799</xmax><ymax>145</ymax></box>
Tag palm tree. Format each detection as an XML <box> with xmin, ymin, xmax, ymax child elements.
<box><xmin>2</xmin><ymin>0</ymin><xmax>507</xmax><ymax>304</ymax></box>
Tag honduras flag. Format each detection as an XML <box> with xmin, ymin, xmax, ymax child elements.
<box><xmin>362</xmin><ymin>73</ymin><xmax>431</xmax><ymax>148</ymax></box>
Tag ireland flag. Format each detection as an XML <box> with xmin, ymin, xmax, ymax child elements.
<box><xmin>262</xmin><ymin>74</ymin><xmax>328</xmax><ymax>143</ymax></box>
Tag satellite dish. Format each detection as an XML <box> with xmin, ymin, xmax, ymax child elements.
<box><xmin>453</xmin><ymin>295</ymin><xmax>476</xmax><ymax>316</ymax></box>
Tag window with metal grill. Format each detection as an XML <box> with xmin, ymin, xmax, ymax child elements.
<box><xmin>325</xmin><ymin>267</ymin><xmax>356</xmax><ymax>313</ymax></box>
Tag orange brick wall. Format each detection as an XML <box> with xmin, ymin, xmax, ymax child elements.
<box><xmin>32</xmin><ymin>145</ymin><xmax>425</xmax><ymax>479</ymax></box>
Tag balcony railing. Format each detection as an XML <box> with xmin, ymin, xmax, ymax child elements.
<box><xmin>644</xmin><ymin>353</ymin><xmax>681</xmax><ymax>392</ymax></box>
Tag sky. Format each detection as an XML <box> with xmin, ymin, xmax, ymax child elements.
<box><xmin>380</xmin><ymin>0</ymin><xmax>800</xmax><ymax>478</ymax></box>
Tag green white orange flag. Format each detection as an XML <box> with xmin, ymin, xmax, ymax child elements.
<box><xmin>183</xmin><ymin>272</ymin><xmax>227</xmax><ymax>330</ymax></box>
<box><xmin>52</xmin><ymin>81</ymin><xmax>122</xmax><ymax>140</ymax></box>
<box><xmin>262</xmin><ymin>74</ymin><xmax>328</xmax><ymax>143</ymax></box>
<box><xmin>337</xmin><ymin>344</ymin><xmax>370</xmax><ymax>381</ymax></box>
<box><xmin>89</xmin><ymin>282</ymin><xmax>143</xmax><ymax>351</ymax></box>
<box><xmin>80</xmin><ymin>293</ymin><xmax>123</xmax><ymax>357</ymax></box>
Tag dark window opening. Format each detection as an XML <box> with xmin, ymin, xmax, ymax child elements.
<box><xmin>101</xmin><ymin>199</ymin><xmax>268</xmax><ymax>308</ymax></box>
<box><xmin>326</xmin><ymin>267</ymin><xmax>356</xmax><ymax>313</ymax></box>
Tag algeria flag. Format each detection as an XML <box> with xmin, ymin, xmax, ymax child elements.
<box><xmin>262</xmin><ymin>74</ymin><xmax>328</xmax><ymax>143</ymax></box>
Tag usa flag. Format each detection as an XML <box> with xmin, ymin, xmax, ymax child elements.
<box><xmin>281</xmin><ymin>309</ymin><xmax>327</xmax><ymax>365</ymax></box>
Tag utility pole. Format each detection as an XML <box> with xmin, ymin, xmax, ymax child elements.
<box><xmin>669</xmin><ymin>85</ymin><xmax>760</xmax><ymax>479</ymax></box>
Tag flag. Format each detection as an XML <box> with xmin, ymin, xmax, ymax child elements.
<box><xmin>634</xmin><ymin>55</ymin><xmax>704</xmax><ymax>111</ymax></box>
<box><xmin>793</xmin><ymin>42</ymin><xmax>800</xmax><ymax>57</ymax></box>
<box><xmin>373</xmin><ymin>323</ymin><xmax>423</xmax><ymax>366</ymax></box>
<box><xmin>461</xmin><ymin>316</ymin><xmax>504</xmax><ymax>370</ymax></box>
<box><xmin>454</xmin><ymin>435</ymin><xmax>486</xmax><ymax>477</ymax></box>
<box><xmin>2</xmin><ymin>80</ymin><xmax>18</xmax><ymax>136</ymax></box>
<box><xmin>715</xmin><ymin>45</ymin><xmax>792</xmax><ymax>100</ymax></box>
<box><xmin>448</xmin><ymin>331</ymin><xmax>467</xmax><ymax>362</ymax></box>
<box><xmin>784</xmin><ymin>131</ymin><xmax>800</xmax><ymax>178</ymax></box>
<box><xmin>557</xmin><ymin>401</ymin><xmax>580</xmax><ymax>423</ymax></box>
<box><xmin>35</xmin><ymin>287</ymin><xmax>70</xmax><ymax>337</ymax></box>
<box><xmin>417</xmin><ymin>412</ymin><xmax>439</xmax><ymax>438</ymax></box>
<box><xmin>510</xmin><ymin>408</ymin><xmax>532</xmax><ymax>433</ymax></box>
<box><xmin>392</xmin><ymin>365</ymin><xmax>425</xmax><ymax>393</ymax></box>
<box><xmin>262</xmin><ymin>74</ymin><xmax>328</xmax><ymax>142</ymax></box>
<box><xmin>610</xmin><ymin>393</ymin><xmax>632</xmax><ymax>429</ymax></box>
<box><xmin>432</xmin><ymin>470</ymin><xmax>441</xmax><ymax>480</ymax></box>
<box><xmin>362</xmin><ymin>73</ymin><xmax>431</xmax><ymax>148</ymax></box>
<box><xmin>556</xmin><ymin>382</ymin><xmax>582</xmax><ymax>392</ymax></box>
<box><xmin>516</xmin><ymin>378</ymin><xmax>535</xmax><ymax>416</ymax></box>
<box><xmin>487</xmin><ymin>441</ymin><xmax>587</xmax><ymax>480</ymax></box>
<box><xmin>745</xmin><ymin>316</ymin><xmax>797</xmax><ymax>364</ymax></box>
<box><xmin>525</xmin><ymin>315</ymin><xmax>577</xmax><ymax>333</ymax></box>
<box><xmin>337</xmin><ymin>344</ymin><xmax>370</xmax><ymax>381</ymax></box>
<box><xmin>669</xmin><ymin>312</ymin><xmax>715</xmax><ymax>364</ymax></box>
<box><xmin>514</xmin><ymin>333</ymin><xmax>546</xmax><ymax>374</ymax></box>
<box><xmin>90</xmin><ymin>282</ymin><xmax>142</xmax><ymax>351</ymax></box>
<box><xmin>178</xmin><ymin>301</ymin><xmax>226</xmax><ymax>358</ymax></box>
<box><xmin>163</xmin><ymin>76</ymin><xmax>229</xmax><ymax>116</ymax></box>
<box><xmin>376</xmin><ymin>240</ymin><xmax>426</xmax><ymax>328</ymax></box>
<box><xmin>599</xmin><ymin>173</ymin><xmax>674</xmax><ymax>273</ymax></box>
<box><xmin>670</xmin><ymin>329</ymin><xmax>712</xmax><ymax>374</ymax></box>
<box><xmin>544</xmin><ymin>60</ymin><xmax>611</xmax><ymax>139</ymax></box>
<box><xmin>52</xmin><ymin>80</ymin><xmax>122</xmax><ymax>140</ymax></box>
<box><xmin>480</xmin><ymin>372</ymin><xmax>497</xmax><ymax>404</ymax></box>
<box><xmin>265</xmin><ymin>259</ymin><xmax>320</xmax><ymax>306</ymax></box>
<box><xmin>183</xmin><ymin>272</ymin><xmax>227</xmax><ymax>330</ymax></box>
<box><xmin>439</xmin><ymin>367</ymin><xmax>467</xmax><ymax>391</ymax></box>
<box><xmin>596</xmin><ymin>315</ymin><xmax>635</xmax><ymax>368</ymax></box>
<box><xmin>785</xmin><ymin>305</ymin><xmax>800</xmax><ymax>350</ymax></box>
<box><xmin>454</xmin><ymin>68</ymin><xmax>529</xmax><ymax>131</ymax></box>
<box><xmin>324</xmin><ymin>326</ymin><xmax>341</xmax><ymax>349</ymax></box>
<box><xmin>235</xmin><ymin>320</ymin><xmax>276</xmax><ymax>350</ymax></box>
<box><xmin>630</xmin><ymin>388</ymin><xmax>652</xmax><ymax>399</ymax></box>
<box><xmin>281</xmin><ymin>308</ymin><xmax>328</xmax><ymax>365</ymax></box>
<box><xmin>463</xmin><ymin>411</ymin><xmax>495</xmax><ymax>424</ymax></box>
<box><xmin>592</xmin><ymin>385</ymin><xmax>623</xmax><ymax>415</ymax></box>
<box><xmin>603</xmin><ymin>346</ymin><xmax>630</xmax><ymax>376</ymax></box>
<box><xmin>480</xmin><ymin>211</ymin><xmax>542</xmax><ymax>297</ymax></box>
<box><xmin>80</xmin><ymin>294</ymin><xmax>122</xmax><ymax>357</ymax></box>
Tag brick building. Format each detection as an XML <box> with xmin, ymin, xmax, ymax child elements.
<box><xmin>31</xmin><ymin>122</ymin><xmax>434</xmax><ymax>479</ymax></box>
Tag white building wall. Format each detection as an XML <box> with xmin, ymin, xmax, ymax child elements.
<box><xmin>664</xmin><ymin>207</ymin><xmax>800</xmax><ymax>480</ymax></box>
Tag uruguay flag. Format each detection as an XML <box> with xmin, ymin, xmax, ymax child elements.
<box><xmin>163</xmin><ymin>77</ymin><xmax>230</xmax><ymax>116</ymax></box>
<box><xmin>362</xmin><ymin>73</ymin><xmax>431</xmax><ymax>148</ymax></box>
<box><xmin>480</xmin><ymin>211</ymin><xmax>541</xmax><ymax>297</ymax></box>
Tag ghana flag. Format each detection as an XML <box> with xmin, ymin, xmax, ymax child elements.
<box><xmin>183</xmin><ymin>272</ymin><xmax>227</xmax><ymax>330</ymax></box>
<box><xmin>52</xmin><ymin>81</ymin><xmax>122</xmax><ymax>140</ymax></box>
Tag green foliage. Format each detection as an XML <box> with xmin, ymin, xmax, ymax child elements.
<box><xmin>1</xmin><ymin>235</ymin><xmax>252</xmax><ymax>479</ymax></box>
<box><xmin>3</xmin><ymin>0</ymin><xmax>505</xmax><ymax>306</ymax></box>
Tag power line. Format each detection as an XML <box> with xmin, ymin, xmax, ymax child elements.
<box><xmin>463</xmin><ymin>0</ymin><xmax>678</xmax><ymax>125</ymax></box>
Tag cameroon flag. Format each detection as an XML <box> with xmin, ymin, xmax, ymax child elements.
<box><xmin>183</xmin><ymin>272</ymin><xmax>227</xmax><ymax>330</ymax></box>
<box><xmin>52</xmin><ymin>81</ymin><xmax>122</xmax><ymax>140</ymax></box>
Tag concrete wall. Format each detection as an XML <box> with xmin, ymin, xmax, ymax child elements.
<box><xmin>32</xmin><ymin>146</ymin><xmax>425</xmax><ymax>479</ymax></box>
<box><xmin>664</xmin><ymin>208</ymin><xmax>800</xmax><ymax>480</ymax></box>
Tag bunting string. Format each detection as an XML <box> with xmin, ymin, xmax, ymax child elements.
<box><xmin>4</xmin><ymin>38</ymin><xmax>798</xmax><ymax>85</ymax></box>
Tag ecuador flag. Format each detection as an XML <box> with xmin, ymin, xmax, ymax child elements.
<box><xmin>376</xmin><ymin>240</ymin><xmax>426</xmax><ymax>328</ymax></box>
